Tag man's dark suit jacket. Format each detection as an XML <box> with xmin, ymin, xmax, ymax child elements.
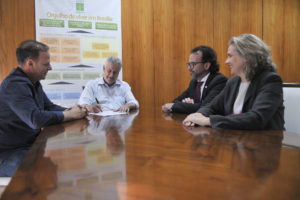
<box><xmin>171</xmin><ymin>73</ymin><xmax>228</xmax><ymax>114</ymax></box>
<box><xmin>198</xmin><ymin>70</ymin><xmax>285</xmax><ymax>130</ymax></box>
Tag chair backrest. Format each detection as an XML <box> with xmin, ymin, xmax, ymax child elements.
<box><xmin>283</xmin><ymin>83</ymin><xmax>300</xmax><ymax>134</ymax></box>
<box><xmin>0</xmin><ymin>177</ymin><xmax>11</xmax><ymax>186</ymax></box>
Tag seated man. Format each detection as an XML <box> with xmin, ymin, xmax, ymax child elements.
<box><xmin>79</xmin><ymin>56</ymin><xmax>139</xmax><ymax>113</ymax></box>
<box><xmin>0</xmin><ymin>40</ymin><xmax>87</xmax><ymax>150</ymax></box>
<box><xmin>162</xmin><ymin>46</ymin><xmax>228</xmax><ymax>114</ymax></box>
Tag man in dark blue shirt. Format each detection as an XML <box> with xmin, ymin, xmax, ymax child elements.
<box><xmin>0</xmin><ymin>40</ymin><xmax>87</xmax><ymax>150</ymax></box>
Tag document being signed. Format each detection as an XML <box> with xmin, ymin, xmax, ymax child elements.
<box><xmin>89</xmin><ymin>110</ymin><xmax>128</xmax><ymax>117</ymax></box>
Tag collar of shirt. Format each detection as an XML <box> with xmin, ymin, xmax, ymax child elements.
<box><xmin>15</xmin><ymin>67</ymin><xmax>40</xmax><ymax>88</ymax></box>
<box><xmin>198</xmin><ymin>72</ymin><xmax>210</xmax><ymax>98</ymax></box>
<box><xmin>199</xmin><ymin>72</ymin><xmax>210</xmax><ymax>85</ymax></box>
<box><xmin>98</xmin><ymin>77</ymin><xmax>122</xmax><ymax>87</ymax></box>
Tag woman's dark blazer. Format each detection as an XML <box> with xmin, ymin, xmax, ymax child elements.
<box><xmin>198</xmin><ymin>70</ymin><xmax>285</xmax><ymax>130</ymax></box>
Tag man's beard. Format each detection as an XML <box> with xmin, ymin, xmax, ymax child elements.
<box><xmin>193</xmin><ymin>71</ymin><xmax>206</xmax><ymax>80</ymax></box>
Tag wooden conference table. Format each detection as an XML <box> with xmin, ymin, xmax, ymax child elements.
<box><xmin>1</xmin><ymin>108</ymin><xmax>300</xmax><ymax>200</ymax></box>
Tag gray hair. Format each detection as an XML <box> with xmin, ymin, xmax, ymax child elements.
<box><xmin>105</xmin><ymin>56</ymin><xmax>122</xmax><ymax>69</ymax></box>
<box><xmin>229</xmin><ymin>34</ymin><xmax>276</xmax><ymax>81</ymax></box>
<box><xmin>16</xmin><ymin>40</ymin><xmax>49</xmax><ymax>67</ymax></box>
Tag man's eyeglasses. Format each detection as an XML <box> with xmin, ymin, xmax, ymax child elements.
<box><xmin>186</xmin><ymin>62</ymin><xmax>205</xmax><ymax>69</ymax></box>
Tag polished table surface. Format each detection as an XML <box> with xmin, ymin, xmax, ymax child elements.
<box><xmin>1</xmin><ymin>108</ymin><xmax>300</xmax><ymax>200</ymax></box>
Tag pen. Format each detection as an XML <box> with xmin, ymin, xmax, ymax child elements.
<box><xmin>95</xmin><ymin>98</ymin><xmax>99</xmax><ymax>104</ymax></box>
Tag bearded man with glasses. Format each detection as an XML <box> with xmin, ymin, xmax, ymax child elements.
<box><xmin>162</xmin><ymin>46</ymin><xmax>228</xmax><ymax>114</ymax></box>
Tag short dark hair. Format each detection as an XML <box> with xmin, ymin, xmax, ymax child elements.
<box><xmin>16</xmin><ymin>40</ymin><xmax>49</xmax><ymax>67</ymax></box>
<box><xmin>191</xmin><ymin>46</ymin><xmax>220</xmax><ymax>73</ymax></box>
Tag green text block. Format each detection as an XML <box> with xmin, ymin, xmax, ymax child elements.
<box><xmin>96</xmin><ymin>22</ymin><xmax>118</xmax><ymax>31</ymax></box>
<box><xmin>68</xmin><ymin>21</ymin><xmax>92</xmax><ymax>29</ymax></box>
<box><xmin>40</xmin><ymin>19</ymin><xmax>64</xmax><ymax>28</ymax></box>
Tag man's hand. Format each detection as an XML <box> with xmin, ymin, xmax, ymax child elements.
<box><xmin>162</xmin><ymin>103</ymin><xmax>174</xmax><ymax>112</ymax></box>
<box><xmin>182</xmin><ymin>98</ymin><xmax>194</xmax><ymax>104</ymax></box>
<box><xmin>91</xmin><ymin>104</ymin><xmax>102</xmax><ymax>113</ymax></box>
<box><xmin>116</xmin><ymin>103</ymin><xmax>137</xmax><ymax>113</ymax></box>
<box><xmin>81</xmin><ymin>104</ymin><xmax>102</xmax><ymax>113</ymax></box>
<box><xmin>63</xmin><ymin>104</ymin><xmax>88</xmax><ymax>122</ymax></box>
<box><xmin>116</xmin><ymin>104</ymin><xmax>131</xmax><ymax>113</ymax></box>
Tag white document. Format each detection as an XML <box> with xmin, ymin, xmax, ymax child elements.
<box><xmin>90</xmin><ymin>110</ymin><xmax>127</xmax><ymax>116</ymax></box>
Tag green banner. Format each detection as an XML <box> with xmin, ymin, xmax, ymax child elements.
<box><xmin>68</xmin><ymin>20</ymin><xmax>92</xmax><ymax>29</ymax></box>
<box><xmin>96</xmin><ymin>22</ymin><xmax>118</xmax><ymax>30</ymax></box>
<box><xmin>40</xmin><ymin>19</ymin><xmax>64</xmax><ymax>27</ymax></box>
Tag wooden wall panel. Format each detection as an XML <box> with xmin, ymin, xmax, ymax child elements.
<box><xmin>214</xmin><ymin>0</ymin><xmax>263</xmax><ymax>78</ymax></box>
<box><xmin>153</xmin><ymin>0</ymin><xmax>213</xmax><ymax>108</ymax></box>
<box><xmin>263</xmin><ymin>0</ymin><xmax>300</xmax><ymax>82</ymax></box>
<box><xmin>0</xmin><ymin>0</ymin><xmax>35</xmax><ymax>80</ymax></box>
<box><xmin>121</xmin><ymin>0</ymin><xmax>155</xmax><ymax>112</ymax></box>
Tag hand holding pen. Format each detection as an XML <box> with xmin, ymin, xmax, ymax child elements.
<box><xmin>93</xmin><ymin>98</ymin><xmax>102</xmax><ymax>113</ymax></box>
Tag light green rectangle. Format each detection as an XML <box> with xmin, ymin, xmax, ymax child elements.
<box><xmin>76</xmin><ymin>3</ymin><xmax>84</xmax><ymax>11</ymax></box>
<box><xmin>68</xmin><ymin>21</ymin><xmax>92</xmax><ymax>29</ymax></box>
<box><xmin>62</xmin><ymin>73</ymin><xmax>81</xmax><ymax>80</ymax></box>
<box><xmin>40</xmin><ymin>19</ymin><xmax>64</xmax><ymax>28</ymax></box>
<box><xmin>96</xmin><ymin>22</ymin><xmax>118</xmax><ymax>31</ymax></box>
<box><xmin>83</xmin><ymin>72</ymin><xmax>101</xmax><ymax>80</ymax></box>
<box><xmin>46</xmin><ymin>72</ymin><xmax>61</xmax><ymax>80</ymax></box>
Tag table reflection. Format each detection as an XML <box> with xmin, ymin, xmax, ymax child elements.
<box><xmin>162</xmin><ymin>112</ymin><xmax>187</xmax><ymax>122</ymax></box>
<box><xmin>1</xmin><ymin>125</ymin><xmax>65</xmax><ymax>199</ymax></box>
<box><xmin>41</xmin><ymin>111</ymin><xmax>138</xmax><ymax>199</ymax></box>
<box><xmin>181</xmin><ymin>126</ymin><xmax>283</xmax><ymax>199</ymax></box>
<box><xmin>184</xmin><ymin>126</ymin><xmax>282</xmax><ymax>177</ymax></box>
<box><xmin>88</xmin><ymin>111</ymin><xmax>139</xmax><ymax>155</ymax></box>
<box><xmin>0</xmin><ymin>147</ymin><xmax>29</xmax><ymax>177</ymax></box>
